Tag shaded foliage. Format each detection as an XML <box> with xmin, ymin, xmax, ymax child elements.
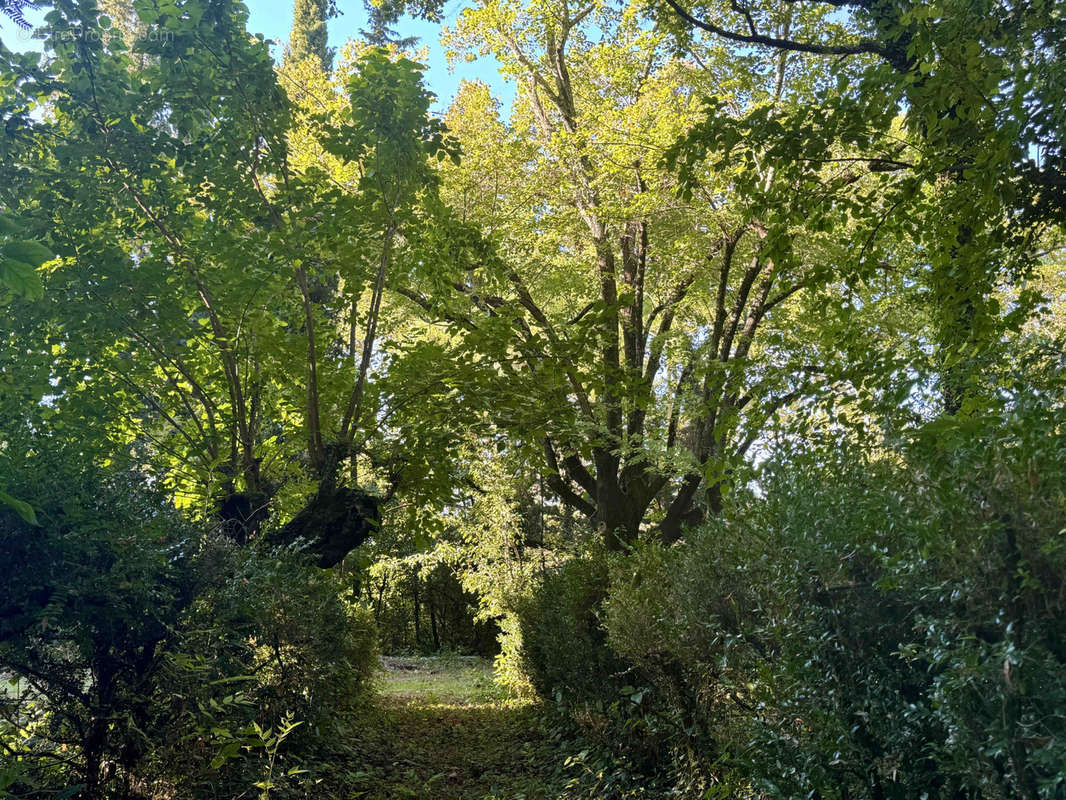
<box><xmin>0</xmin><ymin>445</ymin><xmax>378</xmax><ymax>799</ymax></box>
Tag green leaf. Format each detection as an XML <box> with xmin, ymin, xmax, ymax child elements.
<box><xmin>0</xmin><ymin>214</ymin><xmax>22</xmax><ymax>235</ymax></box>
<box><xmin>0</xmin><ymin>258</ymin><xmax>44</xmax><ymax>299</ymax></box>
<box><xmin>0</xmin><ymin>490</ymin><xmax>39</xmax><ymax>526</ymax></box>
<box><xmin>1</xmin><ymin>240</ymin><xmax>54</xmax><ymax>265</ymax></box>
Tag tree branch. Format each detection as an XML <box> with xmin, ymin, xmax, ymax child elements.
<box><xmin>661</xmin><ymin>0</ymin><xmax>897</xmax><ymax>64</ymax></box>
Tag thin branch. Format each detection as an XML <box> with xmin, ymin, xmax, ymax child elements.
<box><xmin>662</xmin><ymin>0</ymin><xmax>896</xmax><ymax>64</ymax></box>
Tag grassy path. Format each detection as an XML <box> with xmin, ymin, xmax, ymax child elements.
<box><xmin>346</xmin><ymin>656</ymin><xmax>567</xmax><ymax>799</ymax></box>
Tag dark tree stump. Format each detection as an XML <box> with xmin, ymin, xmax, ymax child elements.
<box><xmin>268</xmin><ymin>487</ymin><xmax>381</xmax><ymax>568</ymax></box>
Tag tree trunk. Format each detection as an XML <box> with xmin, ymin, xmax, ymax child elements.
<box><xmin>412</xmin><ymin>573</ymin><xmax>421</xmax><ymax>648</ymax></box>
<box><xmin>267</xmin><ymin>487</ymin><xmax>380</xmax><ymax>567</ymax></box>
<box><xmin>429</xmin><ymin>597</ymin><xmax>440</xmax><ymax>651</ymax></box>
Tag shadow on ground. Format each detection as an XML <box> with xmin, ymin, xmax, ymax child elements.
<box><xmin>345</xmin><ymin>656</ymin><xmax>567</xmax><ymax>799</ymax></box>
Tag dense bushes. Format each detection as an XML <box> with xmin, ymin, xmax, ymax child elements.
<box><xmin>510</xmin><ymin>390</ymin><xmax>1066</xmax><ymax>798</ymax></box>
<box><xmin>152</xmin><ymin>542</ymin><xmax>379</xmax><ymax>798</ymax></box>
<box><xmin>517</xmin><ymin>555</ymin><xmax>688</xmax><ymax>796</ymax></box>
<box><xmin>0</xmin><ymin>450</ymin><xmax>378</xmax><ymax>799</ymax></box>
<box><xmin>0</xmin><ymin>457</ymin><xmax>196</xmax><ymax>798</ymax></box>
<box><xmin>517</xmin><ymin>556</ymin><xmax>622</xmax><ymax>704</ymax></box>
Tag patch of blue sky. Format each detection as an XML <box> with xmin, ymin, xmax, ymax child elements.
<box><xmin>0</xmin><ymin>0</ymin><xmax>516</xmax><ymax>115</ymax></box>
<box><xmin>245</xmin><ymin>0</ymin><xmax>515</xmax><ymax>113</ymax></box>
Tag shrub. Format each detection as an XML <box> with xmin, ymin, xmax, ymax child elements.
<box><xmin>0</xmin><ymin>454</ymin><xmax>199</xmax><ymax>799</ymax></box>
<box><xmin>516</xmin><ymin>555</ymin><xmax>687</xmax><ymax>796</ymax></box>
<box><xmin>516</xmin><ymin>555</ymin><xmax>622</xmax><ymax>705</ymax></box>
<box><xmin>604</xmin><ymin>392</ymin><xmax>1066</xmax><ymax>798</ymax></box>
<box><xmin>149</xmin><ymin>541</ymin><xmax>380</xmax><ymax>798</ymax></box>
<box><xmin>0</xmin><ymin>448</ymin><xmax>380</xmax><ymax>799</ymax></box>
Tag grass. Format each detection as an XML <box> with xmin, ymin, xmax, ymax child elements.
<box><xmin>378</xmin><ymin>654</ymin><xmax>503</xmax><ymax>705</ymax></box>
<box><xmin>342</xmin><ymin>655</ymin><xmax>569</xmax><ymax>799</ymax></box>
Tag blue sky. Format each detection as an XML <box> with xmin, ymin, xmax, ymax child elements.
<box><xmin>244</xmin><ymin>0</ymin><xmax>514</xmax><ymax>112</ymax></box>
<box><xmin>0</xmin><ymin>0</ymin><xmax>514</xmax><ymax>113</ymax></box>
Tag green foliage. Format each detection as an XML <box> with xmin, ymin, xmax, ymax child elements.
<box><xmin>287</xmin><ymin>0</ymin><xmax>335</xmax><ymax>71</ymax></box>
<box><xmin>516</xmin><ymin>557</ymin><xmax>623</xmax><ymax>707</ymax></box>
<box><xmin>2</xmin><ymin>0</ymin><xmax>1065</xmax><ymax>797</ymax></box>
<box><xmin>0</xmin><ymin>207</ymin><xmax>53</xmax><ymax>304</ymax></box>
<box><xmin>0</xmin><ymin>448</ymin><xmax>200</xmax><ymax>798</ymax></box>
<box><xmin>0</xmin><ymin>443</ymin><xmax>379</xmax><ymax>799</ymax></box>
<box><xmin>140</xmin><ymin>543</ymin><xmax>379</xmax><ymax>799</ymax></box>
<box><xmin>661</xmin><ymin>0</ymin><xmax>1064</xmax><ymax>415</ymax></box>
<box><xmin>601</xmin><ymin>383</ymin><xmax>1066</xmax><ymax>798</ymax></box>
<box><xmin>365</xmin><ymin>554</ymin><xmax>497</xmax><ymax>655</ymax></box>
<box><xmin>2</xmin><ymin>0</ymin><xmax>465</xmax><ymax>549</ymax></box>
<box><xmin>391</xmin><ymin>0</ymin><xmax>883</xmax><ymax>550</ymax></box>
<box><xmin>0</xmin><ymin>490</ymin><xmax>36</xmax><ymax>526</ymax></box>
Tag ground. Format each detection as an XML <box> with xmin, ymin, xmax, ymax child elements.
<box><xmin>345</xmin><ymin>655</ymin><xmax>569</xmax><ymax>799</ymax></box>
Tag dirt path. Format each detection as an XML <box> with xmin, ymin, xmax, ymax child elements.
<box><xmin>347</xmin><ymin>656</ymin><xmax>566</xmax><ymax>799</ymax></box>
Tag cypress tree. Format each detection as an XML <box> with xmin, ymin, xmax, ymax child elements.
<box><xmin>288</xmin><ymin>0</ymin><xmax>332</xmax><ymax>72</ymax></box>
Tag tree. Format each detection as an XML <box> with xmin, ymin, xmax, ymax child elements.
<box><xmin>395</xmin><ymin>0</ymin><xmax>886</xmax><ymax>547</ymax></box>
<box><xmin>288</xmin><ymin>0</ymin><xmax>335</xmax><ymax>71</ymax></box>
<box><xmin>361</xmin><ymin>0</ymin><xmax>439</xmax><ymax>46</ymax></box>
<box><xmin>2</xmin><ymin>0</ymin><xmax>454</xmax><ymax>560</ymax></box>
<box><xmin>656</xmin><ymin>0</ymin><xmax>1066</xmax><ymax>414</ymax></box>
<box><xmin>654</xmin><ymin>0</ymin><xmax>1065</xmax><ymax>212</ymax></box>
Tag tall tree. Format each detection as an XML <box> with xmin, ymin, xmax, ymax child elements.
<box><xmin>2</xmin><ymin>0</ymin><xmax>452</xmax><ymax>560</ymax></box>
<box><xmin>657</xmin><ymin>0</ymin><xmax>1066</xmax><ymax>414</ymax></box>
<box><xmin>288</xmin><ymin>0</ymin><xmax>334</xmax><ymax>71</ymax></box>
<box><xmin>397</xmin><ymin>0</ymin><xmax>886</xmax><ymax>547</ymax></box>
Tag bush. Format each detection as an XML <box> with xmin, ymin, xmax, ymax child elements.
<box><xmin>516</xmin><ymin>555</ymin><xmax>688</xmax><ymax>796</ymax></box>
<box><xmin>517</xmin><ymin>555</ymin><xmax>622</xmax><ymax>705</ymax></box>
<box><xmin>603</xmin><ymin>393</ymin><xmax>1066</xmax><ymax>798</ymax></box>
<box><xmin>150</xmin><ymin>541</ymin><xmax>379</xmax><ymax>798</ymax></box>
<box><xmin>0</xmin><ymin>448</ymin><xmax>380</xmax><ymax>799</ymax></box>
<box><xmin>0</xmin><ymin>454</ymin><xmax>199</xmax><ymax>798</ymax></box>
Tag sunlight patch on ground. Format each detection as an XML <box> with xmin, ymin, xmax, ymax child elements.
<box><xmin>347</xmin><ymin>655</ymin><xmax>566</xmax><ymax>799</ymax></box>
